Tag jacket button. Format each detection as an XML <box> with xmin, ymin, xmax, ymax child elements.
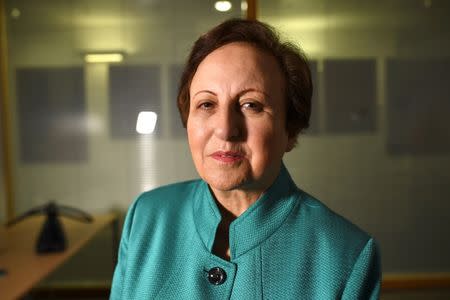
<box><xmin>207</xmin><ymin>267</ymin><xmax>226</xmax><ymax>285</ymax></box>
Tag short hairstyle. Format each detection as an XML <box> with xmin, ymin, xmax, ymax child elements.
<box><xmin>177</xmin><ymin>18</ymin><xmax>312</xmax><ymax>141</ymax></box>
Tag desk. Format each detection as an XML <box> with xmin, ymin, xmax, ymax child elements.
<box><xmin>0</xmin><ymin>213</ymin><xmax>118</xmax><ymax>300</ymax></box>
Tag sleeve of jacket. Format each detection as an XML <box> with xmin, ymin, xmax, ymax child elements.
<box><xmin>342</xmin><ymin>238</ymin><xmax>382</xmax><ymax>300</ymax></box>
<box><xmin>109</xmin><ymin>196</ymin><xmax>140</xmax><ymax>300</ymax></box>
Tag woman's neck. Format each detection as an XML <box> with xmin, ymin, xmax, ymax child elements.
<box><xmin>209</xmin><ymin>188</ymin><xmax>263</xmax><ymax>261</ymax></box>
<box><xmin>210</xmin><ymin>187</ymin><xmax>263</xmax><ymax>218</ymax></box>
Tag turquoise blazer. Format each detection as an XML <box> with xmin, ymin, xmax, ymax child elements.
<box><xmin>110</xmin><ymin>166</ymin><xmax>381</xmax><ymax>299</ymax></box>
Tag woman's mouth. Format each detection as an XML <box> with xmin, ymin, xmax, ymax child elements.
<box><xmin>211</xmin><ymin>151</ymin><xmax>244</xmax><ymax>163</ymax></box>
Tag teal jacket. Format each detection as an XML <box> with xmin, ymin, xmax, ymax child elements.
<box><xmin>110</xmin><ymin>166</ymin><xmax>381</xmax><ymax>299</ymax></box>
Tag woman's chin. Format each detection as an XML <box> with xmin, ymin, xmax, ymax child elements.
<box><xmin>203</xmin><ymin>173</ymin><xmax>249</xmax><ymax>193</ymax></box>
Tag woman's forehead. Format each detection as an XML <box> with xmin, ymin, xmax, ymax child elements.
<box><xmin>190</xmin><ymin>42</ymin><xmax>284</xmax><ymax>93</ymax></box>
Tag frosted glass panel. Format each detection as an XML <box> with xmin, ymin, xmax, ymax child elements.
<box><xmin>109</xmin><ymin>65</ymin><xmax>161</xmax><ymax>138</ymax></box>
<box><xmin>324</xmin><ymin>59</ymin><xmax>376</xmax><ymax>134</ymax></box>
<box><xmin>387</xmin><ymin>59</ymin><xmax>450</xmax><ymax>155</ymax></box>
<box><xmin>16</xmin><ymin>67</ymin><xmax>87</xmax><ymax>163</ymax></box>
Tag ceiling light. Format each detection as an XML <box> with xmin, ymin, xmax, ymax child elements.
<box><xmin>241</xmin><ymin>1</ymin><xmax>248</xmax><ymax>11</ymax></box>
<box><xmin>84</xmin><ymin>53</ymin><xmax>124</xmax><ymax>63</ymax></box>
<box><xmin>215</xmin><ymin>1</ymin><xmax>232</xmax><ymax>12</ymax></box>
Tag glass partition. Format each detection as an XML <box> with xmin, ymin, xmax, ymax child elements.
<box><xmin>4</xmin><ymin>0</ymin><xmax>244</xmax><ymax>216</ymax></box>
<box><xmin>260</xmin><ymin>0</ymin><xmax>450</xmax><ymax>273</ymax></box>
<box><xmin>4</xmin><ymin>0</ymin><xmax>450</xmax><ymax>287</ymax></box>
<box><xmin>2</xmin><ymin>0</ymin><xmax>244</xmax><ymax>285</ymax></box>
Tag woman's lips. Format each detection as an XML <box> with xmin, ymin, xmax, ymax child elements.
<box><xmin>211</xmin><ymin>151</ymin><xmax>244</xmax><ymax>163</ymax></box>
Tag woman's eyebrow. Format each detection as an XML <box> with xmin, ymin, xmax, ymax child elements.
<box><xmin>238</xmin><ymin>88</ymin><xmax>270</xmax><ymax>100</ymax></box>
<box><xmin>193</xmin><ymin>90</ymin><xmax>216</xmax><ymax>97</ymax></box>
<box><xmin>193</xmin><ymin>88</ymin><xmax>271</xmax><ymax>100</ymax></box>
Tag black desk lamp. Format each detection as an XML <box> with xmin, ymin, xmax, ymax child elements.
<box><xmin>6</xmin><ymin>202</ymin><xmax>93</xmax><ymax>254</ymax></box>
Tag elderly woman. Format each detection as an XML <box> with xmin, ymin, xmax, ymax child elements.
<box><xmin>110</xmin><ymin>19</ymin><xmax>381</xmax><ymax>299</ymax></box>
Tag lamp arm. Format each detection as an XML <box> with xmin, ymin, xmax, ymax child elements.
<box><xmin>58</xmin><ymin>205</ymin><xmax>94</xmax><ymax>223</ymax></box>
<box><xmin>5</xmin><ymin>204</ymin><xmax>48</xmax><ymax>226</ymax></box>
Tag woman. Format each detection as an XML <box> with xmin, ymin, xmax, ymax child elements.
<box><xmin>111</xmin><ymin>19</ymin><xmax>381</xmax><ymax>299</ymax></box>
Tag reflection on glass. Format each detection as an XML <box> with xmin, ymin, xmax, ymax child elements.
<box><xmin>136</xmin><ymin>111</ymin><xmax>158</xmax><ymax>134</ymax></box>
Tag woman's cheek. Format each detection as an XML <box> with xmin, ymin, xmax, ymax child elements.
<box><xmin>188</xmin><ymin>118</ymin><xmax>208</xmax><ymax>154</ymax></box>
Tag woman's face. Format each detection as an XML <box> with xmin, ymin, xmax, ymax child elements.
<box><xmin>187</xmin><ymin>42</ymin><xmax>295</xmax><ymax>194</ymax></box>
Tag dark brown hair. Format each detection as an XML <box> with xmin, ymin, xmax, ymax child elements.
<box><xmin>177</xmin><ymin>18</ymin><xmax>312</xmax><ymax>140</ymax></box>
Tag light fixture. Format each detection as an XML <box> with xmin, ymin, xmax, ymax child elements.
<box><xmin>84</xmin><ymin>52</ymin><xmax>124</xmax><ymax>63</ymax></box>
<box><xmin>215</xmin><ymin>1</ymin><xmax>232</xmax><ymax>12</ymax></box>
<box><xmin>241</xmin><ymin>1</ymin><xmax>248</xmax><ymax>11</ymax></box>
<box><xmin>136</xmin><ymin>111</ymin><xmax>158</xmax><ymax>134</ymax></box>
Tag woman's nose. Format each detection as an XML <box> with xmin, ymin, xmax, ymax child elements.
<box><xmin>213</xmin><ymin>106</ymin><xmax>243</xmax><ymax>141</ymax></box>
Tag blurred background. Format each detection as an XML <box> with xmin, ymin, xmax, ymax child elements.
<box><xmin>1</xmin><ymin>0</ymin><xmax>450</xmax><ymax>299</ymax></box>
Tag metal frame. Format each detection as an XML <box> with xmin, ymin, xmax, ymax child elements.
<box><xmin>0</xmin><ymin>0</ymin><xmax>15</xmax><ymax>222</ymax></box>
<box><xmin>246</xmin><ymin>0</ymin><xmax>257</xmax><ymax>20</ymax></box>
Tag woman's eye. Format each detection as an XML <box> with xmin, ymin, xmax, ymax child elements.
<box><xmin>198</xmin><ymin>101</ymin><xmax>214</xmax><ymax>110</ymax></box>
<box><xmin>241</xmin><ymin>101</ymin><xmax>263</xmax><ymax>112</ymax></box>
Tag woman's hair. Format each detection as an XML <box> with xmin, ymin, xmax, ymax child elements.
<box><xmin>177</xmin><ymin>18</ymin><xmax>313</xmax><ymax>140</ymax></box>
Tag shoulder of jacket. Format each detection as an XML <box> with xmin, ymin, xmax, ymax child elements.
<box><xmin>295</xmin><ymin>189</ymin><xmax>372</xmax><ymax>248</ymax></box>
<box><xmin>127</xmin><ymin>179</ymin><xmax>199</xmax><ymax>216</ymax></box>
<box><xmin>123</xmin><ymin>180</ymin><xmax>201</xmax><ymax>232</ymax></box>
<box><xmin>135</xmin><ymin>179</ymin><xmax>200</xmax><ymax>205</ymax></box>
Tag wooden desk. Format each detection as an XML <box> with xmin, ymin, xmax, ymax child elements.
<box><xmin>0</xmin><ymin>213</ymin><xmax>118</xmax><ymax>300</ymax></box>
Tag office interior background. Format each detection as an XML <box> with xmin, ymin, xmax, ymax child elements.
<box><xmin>1</xmin><ymin>0</ymin><xmax>450</xmax><ymax>299</ymax></box>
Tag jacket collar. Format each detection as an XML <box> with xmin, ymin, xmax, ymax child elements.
<box><xmin>192</xmin><ymin>163</ymin><xmax>301</xmax><ymax>260</ymax></box>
